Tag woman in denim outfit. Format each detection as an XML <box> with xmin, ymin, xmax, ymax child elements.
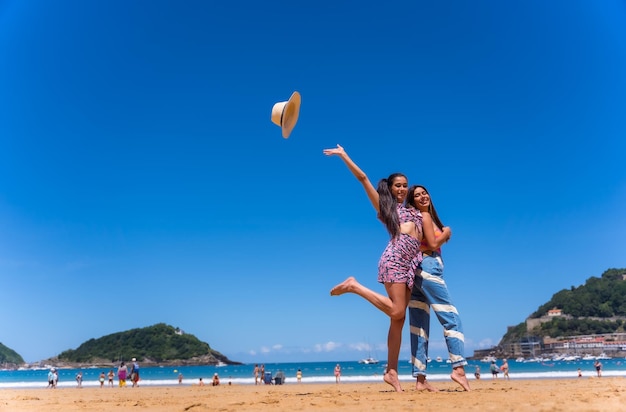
<box><xmin>407</xmin><ymin>185</ymin><xmax>470</xmax><ymax>391</ymax></box>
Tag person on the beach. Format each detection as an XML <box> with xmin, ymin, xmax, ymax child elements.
<box><xmin>501</xmin><ymin>358</ymin><xmax>510</xmax><ymax>380</ymax></box>
<box><xmin>334</xmin><ymin>364</ymin><xmax>341</xmax><ymax>383</ymax></box>
<box><xmin>324</xmin><ymin>144</ymin><xmax>422</xmax><ymax>392</ymax></box>
<box><xmin>130</xmin><ymin>358</ymin><xmax>140</xmax><ymax>387</ymax></box>
<box><xmin>406</xmin><ymin>185</ymin><xmax>470</xmax><ymax>391</ymax></box>
<box><xmin>118</xmin><ymin>361</ymin><xmax>128</xmax><ymax>387</ymax></box>
<box><xmin>199</xmin><ymin>377</ymin><xmax>205</xmax><ymax>386</ymax></box>
<box><xmin>254</xmin><ymin>364</ymin><xmax>260</xmax><ymax>385</ymax></box>
<box><xmin>47</xmin><ymin>368</ymin><xmax>56</xmax><ymax>388</ymax></box>
<box><xmin>99</xmin><ymin>371</ymin><xmax>106</xmax><ymax>388</ymax></box>
<box><xmin>212</xmin><ymin>373</ymin><xmax>220</xmax><ymax>386</ymax></box>
<box><xmin>474</xmin><ymin>365</ymin><xmax>481</xmax><ymax>380</ymax></box>
<box><xmin>53</xmin><ymin>369</ymin><xmax>59</xmax><ymax>387</ymax></box>
<box><xmin>296</xmin><ymin>368</ymin><xmax>302</xmax><ymax>383</ymax></box>
<box><xmin>107</xmin><ymin>369</ymin><xmax>115</xmax><ymax>387</ymax></box>
<box><xmin>75</xmin><ymin>371</ymin><xmax>83</xmax><ymax>388</ymax></box>
<box><xmin>490</xmin><ymin>360</ymin><xmax>500</xmax><ymax>379</ymax></box>
<box><xmin>178</xmin><ymin>373</ymin><xmax>183</xmax><ymax>384</ymax></box>
<box><xmin>594</xmin><ymin>360</ymin><xmax>602</xmax><ymax>377</ymax></box>
<box><xmin>260</xmin><ymin>364</ymin><xmax>265</xmax><ymax>384</ymax></box>
<box><xmin>577</xmin><ymin>368</ymin><xmax>582</xmax><ymax>378</ymax></box>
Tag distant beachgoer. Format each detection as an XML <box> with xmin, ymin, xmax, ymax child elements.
<box><xmin>474</xmin><ymin>366</ymin><xmax>481</xmax><ymax>380</ymax></box>
<box><xmin>118</xmin><ymin>361</ymin><xmax>128</xmax><ymax>387</ymax></box>
<box><xmin>53</xmin><ymin>369</ymin><xmax>59</xmax><ymax>387</ymax></box>
<box><xmin>108</xmin><ymin>369</ymin><xmax>115</xmax><ymax>387</ymax></box>
<box><xmin>75</xmin><ymin>371</ymin><xmax>83</xmax><ymax>388</ymax></box>
<box><xmin>490</xmin><ymin>361</ymin><xmax>500</xmax><ymax>379</ymax></box>
<box><xmin>178</xmin><ymin>373</ymin><xmax>183</xmax><ymax>384</ymax></box>
<box><xmin>334</xmin><ymin>364</ymin><xmax>341</xmax><ymax>384</ymax></box>
<box><xmin>407</xmin><ymin>184</ymin><xmax>470</xmax><ymax>392</ymax></box>
<box><xmin>212</xmin><ymin>373</ymin><xmax>220</xmax><ymax>386</ymax></box>
<box><xmin>274</xmin><ymin>370</ymin><xmax>286</xmax><ymax>385</ymax></box>
<box><xmin>254</xmin><ymin>364</ymin><xmax>260</xmax><ymax>385</ymax></box>
<box><xmin>501</xmin><ymin>359</ymin><xmax>510</xmax><ymax>380</ymax></box>
<box><xmin>199</xmin><ymin>377</ymin><xmax>205</xmax><ymax>386</ymax></box>
<box><xmin>325</xmin><ymin>144</ymin><xmax>422</xmax><ymax>393</ymax></box>
<box><xmin>130</xmin><ymin>358</ymin><xmax>140</xmax><ymax>387</ymax></box>
<box><xmin>594</xmin><ymin>360</ymin><xmax>602</xmax><ymax>377</ymax></box>
<box><xmin>47</xmin><ymin>368</ymin><xmax>56</xmax><ymax>388</ymax></box>
<box><xmin>578</xmin><ymin>368</ymin><xmax>582</xmax><ymax>378</ymax></box>
<box><xmin>296</xmin><ymin>368</ymin><xmax>302</xmax><ymax>383</ymax></box>
<box><xmin>99</xmin><ymin>371</ymin><xmax>106</xmax><ymax>388</ymax></box>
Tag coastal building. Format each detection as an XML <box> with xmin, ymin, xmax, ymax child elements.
<box><xmin>472</xmin><ymin>333</ymin><xmax>626</xmax><ymax>360</ymax></box>
<box><xmin>547</xmin><ymin>308</ymin><xmax>562</xmax><ymax>317</ymax></box>
<box><xmin>543</xmin><ymin>333</ymin><xmax>626</xmax><ymax>356</ymax></box>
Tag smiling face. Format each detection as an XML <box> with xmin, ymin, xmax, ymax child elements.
<box><xmin>412</xmin><ymin>186</ymin><xmax>431</xmax><ymax>212</ymax></box>
<box><xmin>389</xmin><ymin>175</ymin><xmax>408</xmax><ymax>203</ymax></box>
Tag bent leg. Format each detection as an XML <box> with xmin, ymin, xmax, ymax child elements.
<box><xmin>331</xmin><ymin>276</ymin><xmax>403</xmax><ymax>319</ymax></box>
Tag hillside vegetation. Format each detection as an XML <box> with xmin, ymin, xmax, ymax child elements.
<box><xmin>0</xmin><ymin>342</ymin><xmax>24</xmax><ymax>365</ymax></box>
<box><xmin>531</xmin><ymin>268</ymin><xmax>626</xmax><ymax>318</ymax></box>
<box><xmin>57</xmin><ymin>323</ymin><xmax>238</xmax><ymax>365</ymax></box>
<box><xmin>502</xmin><ymin>268</ymin><xmax>626</xmax><ymax>342</ymax></box>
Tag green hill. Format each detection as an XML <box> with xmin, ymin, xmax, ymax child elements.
<box><xmin>531</xmin><ymin>268</ymin><xmax>626</xmax><ymax>319</ymax></box>
<box><xmin>56</xmin><ymin>323</ymin><xmax>240</xmax><ymax>365</ymax></box>
<box><xmin>498</xmin><ymin>268</ymin><xmax>626</xmax><ymax>348</ymax></box>
<box><xmin>0</xmin><ymin>342</ymin><xmax>24</xmax><ymax>365</ymax></box>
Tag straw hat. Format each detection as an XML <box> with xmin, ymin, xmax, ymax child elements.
<box><xmin>271</xmin><ymin>91</ymin><xmax>301</xmax><ymax>138</ymax></box>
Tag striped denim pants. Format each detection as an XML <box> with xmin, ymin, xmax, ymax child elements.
<box><xmin>409</xmin><ymin>252</ymin><xmax>467</xmax><ymax>376</ymax></box>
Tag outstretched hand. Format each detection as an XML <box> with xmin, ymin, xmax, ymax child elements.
<box><xmin>323</xmin><ymin>144</ymin><xmax>345</xmax><ymax>157</ymax></box>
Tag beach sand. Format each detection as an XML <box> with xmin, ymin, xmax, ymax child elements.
<box><xmin>1</xmin><ymin>378</ymin><xmax>624</xmax><ymax>412</ymax></box>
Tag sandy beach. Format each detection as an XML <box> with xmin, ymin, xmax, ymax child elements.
<box><xmin>1</xmin><ymin>377</ymin><xmax>624</xmax><ymax>412</ymax></box>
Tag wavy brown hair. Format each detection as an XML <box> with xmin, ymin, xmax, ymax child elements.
<box><xmin>407</xmin><ymin>185</ymin><xmax>444</xmax><ymax>230</ymax></box>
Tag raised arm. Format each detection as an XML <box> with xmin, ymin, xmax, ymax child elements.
<box><xmin>421</xmin><ymin>211</ymin><xmax>451</xmax><ymax>250</ymax></box>
<box><xmin>323</xmin><ymin>144</ymin><xmax>379</xmax><ymax>212</ymax></box>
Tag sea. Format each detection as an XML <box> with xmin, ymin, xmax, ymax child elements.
<box><xmin>1</xmin><ymin>358</ymin><xmax>625</xmax><ymax>389</ymax></box>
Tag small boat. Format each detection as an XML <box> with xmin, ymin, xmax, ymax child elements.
<box><xmin>359</xmin><ymin>357</ymin><xmax>379</xmax><ymax>364</ymax></box>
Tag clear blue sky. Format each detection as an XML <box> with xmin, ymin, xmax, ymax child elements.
<box><xmin>1</xmin><ymin>1</ymin><xmax>625</xmax><ymax>364</ymax></box>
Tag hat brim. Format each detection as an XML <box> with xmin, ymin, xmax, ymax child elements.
<box><xmin>281</xmin><ymin>91</ymin><xmax>301</xmax><ymax>139</ymax></box>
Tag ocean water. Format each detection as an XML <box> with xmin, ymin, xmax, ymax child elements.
<box><xmin>1</xmin><ymin>359</ymin><xmax>625</xmax><ymax>389</ymax></box>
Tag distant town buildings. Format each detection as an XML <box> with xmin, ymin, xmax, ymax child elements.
<box><xmin>472</xmin><ymin>306</ymin><xmax>626</xmax><ymax>360</ymax></box>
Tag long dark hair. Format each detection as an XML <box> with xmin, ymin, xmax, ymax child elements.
<box><xmin>407</xmin><ymin>185</ymin><xmax>445</xmax><ymax>230</ymax></box>
<box><xmin>377</xmin><ymin>172</ymin><xmax>406</xmax><ymax>239</ymax></box>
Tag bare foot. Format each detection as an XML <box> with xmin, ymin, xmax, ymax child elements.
<box><xmin>416</xmin><ymin>375</ymin><xmax>439</xmax><ymax>392</ymax></box>
<box><xmin>451</xmin><ymin>367</ymin><xmax>471</xmax><ymax>391</ymax></box>
<box><xmin>383</xmin><ymin>369</ymin><xmax>403</xmax><ymax>392</ymax></box>
<box><xmin>330</xmin><ymin>277</ymin><xmax>358</xmax><ymax>296</ymax></box>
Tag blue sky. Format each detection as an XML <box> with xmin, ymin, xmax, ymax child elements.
<box><xmin>1</xmin><ymin>1</ymin><xmax>625</xmax><ymax>364</ymax></box>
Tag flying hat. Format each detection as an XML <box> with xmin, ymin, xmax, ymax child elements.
<box><xmin>271</xmin><ymin>91</ymin><xmax>301</xmax><ymax>139</ymax></box>
<box><xmin>132</xmin><ymin>358</ymin><xmax>136</xmax><ymax>362</ymax></box>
